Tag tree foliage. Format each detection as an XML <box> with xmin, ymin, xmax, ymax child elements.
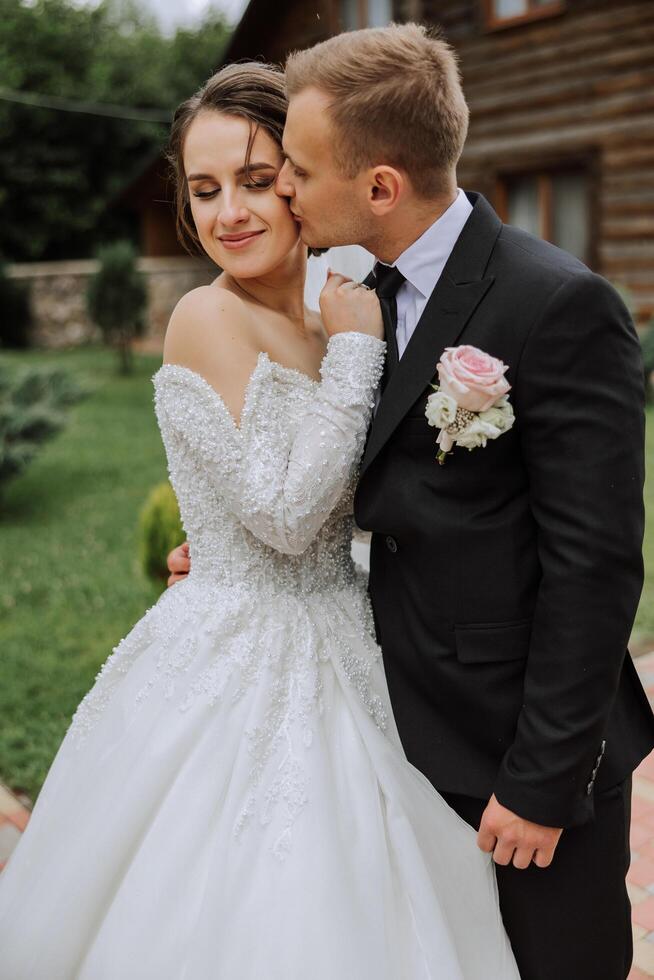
<box><xmin>0</xmin><ymin>262</ymin><xmax>32</xmax><ymax>348</ymax></box>
<box><xmin>0</xmin><ymin>362</ymin><xmax>84</xmax><ymax>499</ymax></box>
<box><xmin>86</xmin><ymin>240</ymin><xmax>147</xmax><ymax>373</ymax></box>
<box><xmin>0</xmin><ymin>0</ymin><xmax>230</xmax><ymax>262</ymax></box>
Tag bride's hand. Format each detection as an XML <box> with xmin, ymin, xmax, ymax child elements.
<box><xmin>319</xmin><ymin>271</ymin><xmax>384</xmax><ymax>340</ymax></box>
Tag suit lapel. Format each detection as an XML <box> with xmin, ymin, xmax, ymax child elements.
<box><xmin>359</xmin><ymin>193</ymin><xmax>502</xmax><ymax>478</ymax></box>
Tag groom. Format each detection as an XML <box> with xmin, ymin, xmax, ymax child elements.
<box><xmin>167</xmin><ymin>23</ymin><xmax>654</xmax><ymax>979</ymax></box>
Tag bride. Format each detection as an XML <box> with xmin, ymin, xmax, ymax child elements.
<box><xmin>0</xmin><ymin>63</ymin><xmax>519</xmax><ymax>979</ymax></box>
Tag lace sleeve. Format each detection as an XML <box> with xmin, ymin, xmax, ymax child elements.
<box><xmin>154</xmin><ymin>332</ymin><xmax>385</xmax><ymax>556</ymax></box>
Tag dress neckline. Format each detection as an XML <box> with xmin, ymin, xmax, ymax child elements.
<box><xmin>154</xmin><ymin>350</ymin><xmax>320</xmax><ymax>389</ymax></box>
<box><xmin>153</xmin><ymin>351</ymin><xmax>319</xmax><ymax>433</ymax></box>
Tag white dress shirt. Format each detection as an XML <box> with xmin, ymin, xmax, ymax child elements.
<box><xmin>383</xmin><ymin>188</ymin><xmax>473</xmax><ymax>358</ymax></box>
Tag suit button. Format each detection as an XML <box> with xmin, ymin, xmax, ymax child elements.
<box><xmin>385</xmin><ymin>536</ymin><xmax>398</xmax><ymax>553</ymax></box>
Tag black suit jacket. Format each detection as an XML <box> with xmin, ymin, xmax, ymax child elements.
<box><xmin>354</xmin><ymin>192</ymin><xmax>654</xmax><ymax>828</ymax></box>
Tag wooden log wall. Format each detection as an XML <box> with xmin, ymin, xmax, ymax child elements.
<box><xmin>419</xmin><ymin>0</ymin><xmax>654</xmax><ymax>324</ymax></box>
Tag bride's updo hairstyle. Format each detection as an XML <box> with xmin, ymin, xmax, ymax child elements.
<box><xmin>168</xmin><ymin>61</ymin><xmax>324</xmax><ymax>257</ymax></box>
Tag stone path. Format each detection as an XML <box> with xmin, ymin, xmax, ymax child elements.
<box><xmin>629</xmin><ymin>650</ymin><xmax>654</xmax><ymax>978</ymax></box>
<box><xmin>3</xmin><ymin>652</ymin><xmax>654</xmax><ymax>976</ymax></box>
<box><xmin>0</xmin><ymin>781</ymin><xmax>30</xmax><ymax>873</ymax></box>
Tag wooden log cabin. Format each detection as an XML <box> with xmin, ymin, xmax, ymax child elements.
<box><xmin>121</xmin><ymin>0</ymin><xmax>654</xmax><ymax>325</ymax></box>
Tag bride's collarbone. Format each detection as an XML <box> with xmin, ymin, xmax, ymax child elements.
<box><xmin>217</xmin><ymin>279</ymin><xmax>328</xmax><ymax>381</ymax></box>
<box><xmin>251</xmin><ymin>314</ymin><xmax>327</xmax><ymax>385</ymax></box>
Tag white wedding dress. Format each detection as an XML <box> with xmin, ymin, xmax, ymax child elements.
<box><xmin>0</xmin><ymin>330</ymin><xmax>519</xmax><ymax>979</ymax></box>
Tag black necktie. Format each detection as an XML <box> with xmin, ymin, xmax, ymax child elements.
<box><xmin>373</xmin><ymin>262</ymin><xmax>406</xmax><ymax>391</ymax></box>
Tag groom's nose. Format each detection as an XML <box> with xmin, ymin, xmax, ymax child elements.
<box><xmin>275</xmin><ymin>161</ymin><xmax>295</xmax><ymax>199</ymax></box>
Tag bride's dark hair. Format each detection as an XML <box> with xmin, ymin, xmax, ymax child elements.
<box><xmin>167</xmin><ymin>61</ymin><xmax>325</xmax><ymax>257</ymax></box>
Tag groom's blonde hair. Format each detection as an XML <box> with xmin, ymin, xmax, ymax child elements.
<box><xmin>285</xmin><ymin>23</ymin><xmax>469</xmax><ymax>199</ymax></box>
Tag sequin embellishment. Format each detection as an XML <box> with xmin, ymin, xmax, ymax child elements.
<box><xmin>67</xmin><ymin>333</ymin><xmax>387</xmax><ymax>858</ymax></box>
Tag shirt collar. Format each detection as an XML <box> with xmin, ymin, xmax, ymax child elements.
<box><xmin>387</xmin><ymin>189</ymin><xmax>473</xmax><ymax>299</ymax></box>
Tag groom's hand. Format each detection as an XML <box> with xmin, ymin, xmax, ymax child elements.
<box><xmin>477</xmin><ymin>794</ymin><xmax>563</xmax><ymax>870</ymax></box>
<box><xmin>166</xmin><ymin>541</ymin><xmax>191</xmax><ymax>587</ymax></box>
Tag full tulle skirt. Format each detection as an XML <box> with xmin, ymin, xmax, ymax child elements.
<box><xmin>0</xmin><ymin>575</ymin><xmax>519</xmax><ymax>979</ymax></box>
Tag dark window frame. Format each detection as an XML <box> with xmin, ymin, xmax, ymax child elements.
<box><xmin>493</xmin><ymin>152</ymin><xmax>599</xmax><ymax>268</ymax></box>
<box><xmin>339</xmin><ymin>0</ymin><xmax>389</xmax><ymax>30</ymax></box>
<box><xmin>482</xmin><ymin>0</ymin><xmax>565</xmax><ymax>32</ymax></box>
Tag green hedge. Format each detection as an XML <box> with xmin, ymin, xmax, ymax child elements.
<box><xmin>138</xmin><ymin>481</ymin><xmax>184</xmax><ymax>586</ymax></box>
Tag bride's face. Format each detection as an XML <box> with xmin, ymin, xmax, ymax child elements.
<box><xmin>183</xmin><ymin>111</ymin><xmax>302</xmax><ymax>277</ymax></box>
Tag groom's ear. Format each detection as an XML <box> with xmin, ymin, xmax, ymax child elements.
<box><xmin>367</xmin><ymin>166</ymin><xmax>405</xmax><ymax>216</ymax></box>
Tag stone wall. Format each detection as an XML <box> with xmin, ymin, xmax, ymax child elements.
<box><xmin>7</xmin><ymin>256</ymin><xmax>216</xmax><ymax>350</ymax></box>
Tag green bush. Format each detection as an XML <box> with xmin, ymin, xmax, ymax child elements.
<box><xmin>0</xmin><ymin>363</ymin><xmax>84</xmax><ymax>498</ymax></box>
<box><xmin>139</xmin><ymin>481</ymin><xmax>184</xmax><ymax>586</ymax></box>
<box><xmin>87</xmin><ymin>242</ymin><xmax>148</xmax><ymax>374</ymax></box>
<box><xmin>612</xmin><ymin>282</ymin><xmax>653</xmax><ymax>401</ymax></box>
<box><xmin>0</xmin><ymin>263</ymin><xmax>32</xmax><ymax>349</ymax></box>
<box><xmin>641</xmin><ymin>321</ymin><xmax>654</xmax><ymax>402</ymax></box>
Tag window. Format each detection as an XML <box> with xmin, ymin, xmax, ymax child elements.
<box><xmin>340</xmin><ymin>0</ymin><xmax>393</xmax><ymax>30</ymax></box>
<box><xmin>497</xmin><ymin>170</ymin><xmax>590</xmax><ymax>263</ymax></box>
<box><xmin>484</xmin><ymin>0</ymin><xmax>564</xmax><ymax>30</ymax></box>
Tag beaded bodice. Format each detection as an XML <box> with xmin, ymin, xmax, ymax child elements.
<box><xmin>153</xmin><ymin>333</ymin><xmax>386</xmax><ymax>598</ymax></box>
<box><xmin>65</xmin><ymin>332</ymin><xmax>388</xmax><ymax>859</ymax></box>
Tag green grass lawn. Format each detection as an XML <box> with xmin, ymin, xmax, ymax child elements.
<box><xmin>0</xmin><ymin>346</ymin><xmax>167</xmax><ymax>800</ymax></box>
<box><xmin>0</xmin><ymin>345</ymin><xmax>653</xmax><ymax>801</ymax></box>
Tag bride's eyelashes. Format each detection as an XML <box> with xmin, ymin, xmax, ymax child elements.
<box><xmin>191</xmin><ymin>177</ymin><xmax>277</xmax><ymax>200</ymax></box>
<box><xmin>243</xmin><ymin>177</ymin><xmax>277</xmax><ymax>192</ymax></box>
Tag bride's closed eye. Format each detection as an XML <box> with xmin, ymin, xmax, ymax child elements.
<box><xmin>244</xmin><ymin>176</ymin><xmax>276</xmax><ymax>190</ymax></box>
<box><xmin>192</xmin><ymin>177</ymin><xmax>276</xmax><ymax>199</ymax></box>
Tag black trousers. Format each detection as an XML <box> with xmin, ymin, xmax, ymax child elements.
<box><xmin>440</xmin><ymin>778</ymin><xmax>633</xmax><ymax>980</ymax></box>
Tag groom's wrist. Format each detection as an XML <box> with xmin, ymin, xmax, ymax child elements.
<box><xmin>493</xmin><ymin>766</ymin><xmax>594</xmax><ymax>829</ymax></box>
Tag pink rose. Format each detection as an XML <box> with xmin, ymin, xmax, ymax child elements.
<box><xmin>437</xmin><ymin>345</ymin><xmax>510</xmax><ymax>413</ymax></box>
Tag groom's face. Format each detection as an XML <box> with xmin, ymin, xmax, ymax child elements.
<box><xmin>277</xmin><ymin>87</ymin><xmax>373</xmax><ymax>249</ymax></box>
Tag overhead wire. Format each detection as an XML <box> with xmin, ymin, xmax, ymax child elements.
<box><xmin>0</xmin><ymin>88</ymin><xmax>171</xmax><ymax>123</ymax></box>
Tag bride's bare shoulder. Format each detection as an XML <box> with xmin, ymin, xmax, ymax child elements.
<box><xmin>162</xmin><ymin>285</ymin><xmax>261</xmax><ymax>425</ymax></box>
<box><xmin>163</xmin><ymin>285</ymin><xmax>254</xmax><ymax>363</ymax></box>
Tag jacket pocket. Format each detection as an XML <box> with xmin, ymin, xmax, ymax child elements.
<box><xmin>454</xmin><ymin>618</ymin><xmax>532</xmax><ymax>664</ymax></box>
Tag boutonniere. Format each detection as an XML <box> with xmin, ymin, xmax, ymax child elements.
<box><xmin>425</xmin><ymin>345</ymin><xmax>514</xmax><ymax>465</ymax></box>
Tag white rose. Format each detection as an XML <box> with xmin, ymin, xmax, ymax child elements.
<box><xmin>478</xmin><ymin>397</ymin><xmax>515</xmax><ymax>434</ymax></box>
<box><xmin>425</xmin><ymin>390</ymin><xmax>458</xmax><ymax>429</ymax></box>
<box><xmin>456</xmin><ymin>416</ymin><xmax>501</xmax><ymax>450</ymax></box>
